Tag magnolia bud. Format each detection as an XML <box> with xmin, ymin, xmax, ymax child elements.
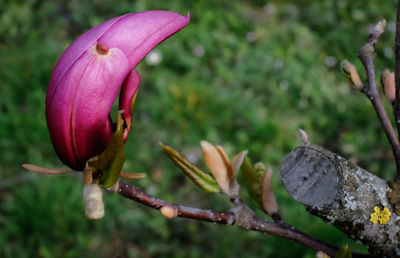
<box><xmin>46</xmin><ymin>11</ymin><xmax>190</xmax><ymax>171</ymax></box>
<box><xmin>83</xmin><ymin>183</ymin><xmax>104</xmax><ymax>220</ymax></box>
<box><xmin>381</xmin><ymin>68</ymin><xmax>395</xmax><ymax>103</ymax></box>
<box><xmin>341</xmin><ymin>60</ymin><xmax>363</xmax><ymax>90</ymax></box>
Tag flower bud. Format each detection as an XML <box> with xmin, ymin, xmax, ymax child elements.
<box><xmin>46</xmin><ymin>11</ymin><xmax>190</xmax><ymax>170</ymax></box>
<box><xmin>83</xmin><ymin>183</ymin><xmax>104</xmax><ymax>220</ymax></box>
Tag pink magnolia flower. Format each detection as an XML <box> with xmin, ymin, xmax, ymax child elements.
<box><xmin>46</xmin><ymin>11</ymin><xmax>190</xmax><ymax>170</ymax></box>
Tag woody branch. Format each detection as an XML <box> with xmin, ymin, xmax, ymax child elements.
<box><xmin>113</xmin><ymin>179</ymin><xmax>371</xmax><ymax>257</ymax></box>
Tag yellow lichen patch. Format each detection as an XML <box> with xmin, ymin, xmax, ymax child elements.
<box><xmin>370</xmin><ymin>206</ymin><xmax>391</xmax><ymax>224</ymax></box>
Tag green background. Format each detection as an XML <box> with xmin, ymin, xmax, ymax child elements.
<box><xmin>0</xmin><ymin>0</ymin><xmax>397</xmax><ymax>257</ymax></box>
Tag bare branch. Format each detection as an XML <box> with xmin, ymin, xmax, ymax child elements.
<box><xmin>281</xmin><ymin>145</ymin><xmax>399</xmax><ymax>257</ymax></box>
<box><xmin>114</xmin><ymin>180</ymin><xmax>372</xmax><ymax>257</ymax></box>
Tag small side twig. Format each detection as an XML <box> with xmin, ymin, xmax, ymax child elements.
<box><xmin>357</xmin><ymin>20</ymin><xmax>400</xmax><ymax>181</ymax></box>
<box><xmin>115</xmin><ymin>179</ymin><xmax>372</xmax><ymax>257</ymax></box>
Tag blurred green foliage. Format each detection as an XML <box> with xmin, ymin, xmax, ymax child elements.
<box><xmin>0</xmin><ymin>0</ymin><xmax>398</xmax><ymax>257</ymax></box>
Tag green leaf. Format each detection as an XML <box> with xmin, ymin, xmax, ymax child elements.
<box><xmin>241</xmin><ymin>157</ymin><xmax>266</xmax><ymax>209</ymax></box>
<box><xmin>335</xmin><ymin>245</ymin><xmax>352</xmax><ymax>258</ymax></box>
<box><xmin>88</xmin><ymin>112</ymin><xmax>126</xmax><ymax>188</ymax></box>
<box><xmin>161</xmin><ymin>143</ymin><xmax>220</xmax><ymax>193</ymax></box>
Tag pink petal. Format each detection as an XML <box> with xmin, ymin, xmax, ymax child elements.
<box><xmin>98</xmin><ymin>11</ymin><xmax>190</xmax><ymax>69</ymax></box>
<box><xmin>47</xmin><ymin>15</ymin><xmax>128</xmax><ymax>102</ymax></box>
<box><xmin>119</xmin><ymin>69</ymin><xmax>140</xmax><ymax>141</ymax></box>
<box><xmin>46</xmin><ymin>45</ymin><xmax>129</xmax><ymax>170</ymax></box>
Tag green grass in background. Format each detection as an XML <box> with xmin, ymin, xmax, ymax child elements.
<box><xmin>0</xmin><ymin>0</ymin><xmax>397</xmax><ymax>257</ymax></box>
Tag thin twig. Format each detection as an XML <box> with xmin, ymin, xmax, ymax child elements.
<box><xmin>115</xmin><ymin>180</ymin><xmax>372</xmax><ymax>257</ymax></box>
<box><xmin>358</xmin><ymin>20</ymin><xmax>400</xmax><ymax>181</ymax></box>
<box><xmin>116</xmin><ymin>179</ymin><xmax>233</xmax><ymax>223</ymax></box>
<box><xmin>22</xmin><ymin>164</ymin><xmax>71</xmax><ymax>175</ymax></box>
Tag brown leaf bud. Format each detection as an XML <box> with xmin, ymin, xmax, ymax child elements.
<box><xmin>316</xmin><ymin>251</ymin><xmax>330</xmax><ymax>258</ymax></box>
<box><xmin>216</xmin><ymin>145</ymin><xmax>241</xmax><ymax>195</ymax></box>
<box><xmin>262</xmin><ymin>168</ymin><xmax>279</xmax><ymax>216</ymax></box>
<box><xmin>231</xmin><ymin>150</ymin><xmax>248</xmax><ymax>177</ymax></box>
<box><xmin>298</xmin><ymin>128</ymin><xmax>310</xmax><ymax>145</ymax></box>
<box><xmin>381</xmin><ymin>68</ymin><xmax>395</xmax><ymax>103</ymax></box>
<box><xmin>160</xmin><ymin>206</ymin><xmax>178</xmax><ymax>219</ymax></box>
<box><xmin>201</xmin><ymin>141</ymin><xmax>230</xmax><ymax>194</ymax></box>
<box><xmin>341</xmin><ymin>60</ymin><xmax>363</xmax><ymax>90</ymax></box>
<box><xmin>372</xmin><ymin>19</ymin><xmax>386</xmax><ymax>39</ymax></box>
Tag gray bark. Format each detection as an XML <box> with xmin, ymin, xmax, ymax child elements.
<box><xmin>280</xmin><ymin>145</ymin><xmax>400</xmax><ymax>257</ymax></box>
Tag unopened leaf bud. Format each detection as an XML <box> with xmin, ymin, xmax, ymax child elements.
<box><xmin>201</xmin><ymin>141</ymin><xmax>230</xmax><ymax>194</ymax></box>
<box><xmin>298</xmin><ymin>128</ymin><xmax>310</xmax><ymax>146</ymax></box>
<box><xmin>83</xmin><ymin>183</ymin><xmax>104</xmax><ymax>220</ymax></box>
<box><xmin>231</xmin><ymin>150</ymin><xmax>248</xmax><ymax>177</ymax></box>
<box><xmin>160</xmin><ymin>206</ymin><xmax>178</xmax><ymax>219</ymax></box>
<box><xmin>372</xmin><ymin>19</ymin><xmax>386</xmax><ymax>39</ymax></box>
<box><xmin>242</xmin><ymin>159</ymin><xmax>265</xmax><ymax>210</ymax></box>
<box><xmin>161</xmin><ymin>143</ymin><xmax>220</xmax><ymax>193</ymax></box>
<box><xmin>316</xmin><ymin>251</ymin><xmax>330</xmax><ymax>258</ymax></box>
<box><xmin>381</xmin><ymin>68</ymin><xmax>395</xmax><ymax>103</ymax></box>
<box><xmin>341</xmin><ymin>60</ymin><xmax>363</xmax><ymax>90</ymax></box>
<box><xmin>262</xmin><ymin>168</ymin><xmax>279</xmax><ymax>216</ymax></box>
